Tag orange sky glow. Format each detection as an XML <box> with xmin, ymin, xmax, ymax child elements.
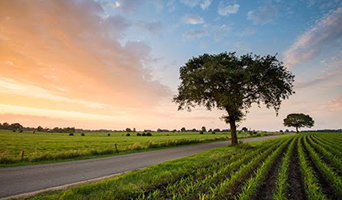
<box><xmin>1</xmin><ymin>0</ymin><xmax>342</xmax><ymax>131</ymax></box>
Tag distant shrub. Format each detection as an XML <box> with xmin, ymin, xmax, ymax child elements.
<box><xmin>212</xmin><ymin>131</ymin><xmax>216</xmax><ymax>134</ymax></box>
<box><xmin>33</xmin><ymin>131</ymin><xmax>35</xmax><ymax>133</ymax></box>
<box><xmin>200</xmin><ymin>131</ymin><xmax>204</xmax><ymax>134</ymax></box>
<box><xmin>146</xmin><ymin>132</ymin><xmax>152</xmax><ymax>136</ymax></box>
<box><xmin>69</xmin><ymin>133</ymin><xmax>74</xmax><ymax>136</ymax></box>
<box><xmin>126</xmin><ymin>133</ymin><xmax>130</xmax><ymax>136</ymax></box>
<box><xmin>20</xmin><ymin>130</ymin><xmax>23</xmax><ymax>133</ymax></box>
<box><xmin>81</xmin><ymin>133</ymin><xmax>85</xmax><ymax>136</ymax></box>
<box><xmin>137</xmin><ymin>133</ymin><xmax>141</xmax><ymax>136</ymax></box>
<box><xmin>13</xmin><ymin>130</ymin><xmax>16</xmax><ymax>132</ymax></box>
<box><xmin>166</xmin><ymin>134</ymin><xmax>169</xmax><ymax>136</ymax></box>
<box><xmin>256</xmin><ymin>133</ymin><xmax>261</xmax><ymax>137</ymax></box>
<box><xmin>107</xmin><ymin>133</ymin><xmax>110</xmax><ymax>136</ymax></box>
<box><xmin>142</xmin><ymin>133</ymin><xmax>146</xmax><ymax>136</ymax></box>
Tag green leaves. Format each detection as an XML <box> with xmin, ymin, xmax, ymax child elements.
<box><xmin>174</xmin><ymin>51</ymin><xmax>295</xmax><ymax>123</ymax></box>
<box><xmin>284</xmin><ymin>113</ymin><xmax>315</xmax><ymax>131</ymax></box>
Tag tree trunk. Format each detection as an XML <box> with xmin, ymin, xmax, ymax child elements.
<box><xmin>296</xmin><ymin>127</ymin><xmax>298</xmax><ymax>134</ymax></box>
<box><xmin>230</xmin><ymin>119</ymin><xmax>238</xmax><ymax>146</ymax></box>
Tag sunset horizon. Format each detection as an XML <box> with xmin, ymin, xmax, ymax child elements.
<box><xmin>1</xmin><ymin>0</ymin><xmax>342</xmax><ymax>131</ymax></box>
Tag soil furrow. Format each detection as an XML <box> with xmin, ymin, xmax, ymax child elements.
<box><xmin>253</xmin><ymin>140</ymin><xmax>291</xmax><ymax>200</ymax></box>
<box><xmin>286</xmin><ymin>139</ymin><xmax>306</xmax><ymax>200</ymax></box>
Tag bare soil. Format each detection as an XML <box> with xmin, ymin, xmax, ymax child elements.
<box><xmin>286</xmin><ymin>140</ymin><xmax>306</xmax><ymax>200</ymax></box>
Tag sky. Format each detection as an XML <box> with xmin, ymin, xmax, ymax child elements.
<box><xmin>0</xmin><ymin>0</ymin><xmax>342</xmax><ymax>131</ymax></box>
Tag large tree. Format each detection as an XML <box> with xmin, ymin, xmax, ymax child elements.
<box><xmin>283</xmin><ymin>113</ymin><xmax>314</xmax><ymax>133</ymax></box>
<box><xmin>174</xmin><ymin>52</ymin><xmax>295</xmax><ymax>145</ymax></box>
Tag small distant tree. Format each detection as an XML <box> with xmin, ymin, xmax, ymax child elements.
<box><xmin>181</xmin><ymin>127</ymin><xmax>186</xmax><ymax>132</ymax></box>
<box><xmin>126</xmin><ymin>128</ymin><xmax>132</xmax><ymax>132</ymax></box>
<box><xmin>241</xmin><ymin>127</ymin><xmax>248</xmax><ymax>132</ymax></box>
<box><xmin>2</xmin><ymin>122</ymin><xmax>9</xmax><ymax>129</ymax></box>
<box><xmin>199</xmin><ymin>131</ymin><xmax>204</xmax><ymax>134</ymax></box>
<box><xmin>37</xmin><ymin>126</ymin><xmax>44</xmax><ymax>132</ymax></box>
<box><xmin>283</xmin><ymin>113</ymin><xmax>314</xmax><ymax>133</ymax></box>
<box><xmin>201</xmin><ymin>126</ymin><xmax>206</xmax><ymax>132</ymax></box>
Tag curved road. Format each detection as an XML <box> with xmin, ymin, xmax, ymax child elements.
<box><xmin>0</xmin><ymin>135</ymin><xmax>288</xmax><ymax>199</ymax></box>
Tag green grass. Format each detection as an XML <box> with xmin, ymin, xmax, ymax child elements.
<box><xmin>0</xmin><ymin>130</ymin><xmax>282</xmax><ymax>166</ymax></box>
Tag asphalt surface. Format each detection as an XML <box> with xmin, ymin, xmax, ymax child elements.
<box><xmin>0</xmin><ymin>134</ymin><xmax>289</xmax><ymax>199</ymax></box>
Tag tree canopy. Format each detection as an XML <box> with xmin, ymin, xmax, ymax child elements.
<box><xmin>174</xmin><ymin>52</ymin><xmax>295</xmax><ymax>145</ymax></box>
<box><xmin>283</xmin><ymin>113</ymin><xmax>314</xmax><ymax>133</ymax></box>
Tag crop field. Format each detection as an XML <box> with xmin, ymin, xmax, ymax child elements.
<box><xmin>25</xmin><ymin>132</ymin><xmax>342</xmax><ymax>200</ymax></box>
<box><xmin>0</xmin><ymin>130</ymin><xmax>280</xmax><ymax>166</ymax></box>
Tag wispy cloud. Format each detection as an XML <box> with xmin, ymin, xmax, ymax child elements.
<box><xmin>296</xmin><ymin>69</ymin><xmax>342</xmax><ymax>89</ymax></box>
<box><xmin>183</xmin><ymin>29</ymin><xmax>209</xmax><ymax>39</ymax></box>
<box><xmin>240</xmin><ymin>27</ymin><xmax>256</xmax><ymax>37</ymax></box>
<box><xmin>111</xmin><ymin>0</ymin><xmax>143</xmax><ymax>14</ymax></box>
<box><xmin>218</xmin><ymin>2</ymin><xmax>240</xmax><ymax>16</ymax></box>
<box><xmin>0</xmin><ymin>78</ymin><xmax>107</xmax><ymax>108</ymax></box>
<box><xmin>136</xmin><ymin>20</ymin><xmax>163</xmax><ymax>36</ymax></box>
<box><xmin>182</xmin><ymin>14</ymin><xmax>204</xmax><ymax>25</ymax></box>
<box><xmin>180</xmin><ymin>0</ymin><xmax>212</xmax><ymax>10</ymax></box>
<box><xmin>200</xmin><ymin>0</ymin><xmax>213</xmax><ymax>10</ymax></box>
<box><xmin>283</xmin><ymin>7</ymin><xmax>342</xmax><ymax>68</ymax></box>
<box><xmin>182</xmin><ymin>24</ymin><xmax>231</xmax><ymax>40</ymax></box>
<box><xmin>247</xmin><ymin>5</ymin><xmax>279</xmax><ymax>24</ymax></box>
<box><xmin>0</xmin><ymin>0</ymin><xmax>170</xmax><ymax>125</ymax></box>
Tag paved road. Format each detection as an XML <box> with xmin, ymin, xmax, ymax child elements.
<box><xmin>0</xmin><ymin>134</ymin><xmax>289</xmax><ymax>199</ymax></box>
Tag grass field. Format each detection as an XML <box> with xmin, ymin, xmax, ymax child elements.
<box><xmin>0</xmin><ymin>130</ymin><xmax>281</xmax><ymax>166</ymax></box>
<box><xmin>23</xmin><ymin>132</ymin><xmax>342</xmax><ymax>200</ymax></box>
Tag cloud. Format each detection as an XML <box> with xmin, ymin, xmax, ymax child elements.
<box><xmin>151</xmin><ymin>0</ymin><xmax>164</xmax><ymax>12</ymax></box>
<box><xmin>114</xmin><ymin>0</ymin><xmax>143</xmax><ymax>14</ymax></box>
<box><xmin>180</xmin><ymin>0</ymin><xmax>212</xmax><ymax>10</ymax></box>
<box><xmin>109</xmin><ymin>1</ymin><xmax>121</xmax><ymax>9</ymax></box>
<box><xmin>179</xmin><ymin>0</ymin><xmax>201</xmax><ymax>8</ymax></box>
<box><xmin>283</xmin><ymin>7</ymin><xmax>342</xmax><ymax>68</ymax></box>
<box><xmin>212</xmin><ymin>24</ymin><xmax>231</xmax><ymax>41</ymax></box>
<box><xmin>0</xmin><ymin>78</ymin><xmax>107</xmax><ymax>108</ymax></box>
<box><xmin>166</xmin><ymin>0</ymin><xmax>176</xmax><ymax>12</ymax></box>
<box><xmin>218</xmin><ymin>2</ymin><xmax>240</xmax><ymax>16</ymax></box>
<box><xmin>247</xmin><ymin>5</ymin><xmax>279</xmax><ymax>24</ymax></box>
<box><xmin>296</xmin><ymin>69</ymin><xmax>342</xmax><ymax>89</ymax></box>
<box><xmin>0</xmin><ymin>0</ymin><xmax>170</xmax><ymax>126</ymax></box>
<box><xmin>136</xmin><ymin>20</ymin><xmax>163</xmax><ymax>35</ymax></box>
<box><xmin>319</xmin><ymin>94</ymin><xmax>342</xmax><ymax>112</ymax></box>
<box><xmin>240</xmin><ymin>27</ymin><xmax>256</xmax><ymax>37</ymax></box>
<box><xmin>183</xmin><ymin>29</ymin><xmax>209</xmax><ymax>39</ymax></box>
<box><xmin>200</xmin><ymin>0</ymin><xmax>213</xmax><ymax>10</ymax></box>
<box><xmin>182</xmin><ymin>24</ymin><xmax>231</xmax><ymax>40</ymax></box>
<box><xmin>182</xmin><ymin>14</ymin><xmax>204</xmax><ymax>25</ymax></box>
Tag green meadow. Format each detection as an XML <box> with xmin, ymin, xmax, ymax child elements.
<box><xmin>0</xmin><ymin>130</ymin><xmax>281</xmax><ymax>166</ymax></box>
